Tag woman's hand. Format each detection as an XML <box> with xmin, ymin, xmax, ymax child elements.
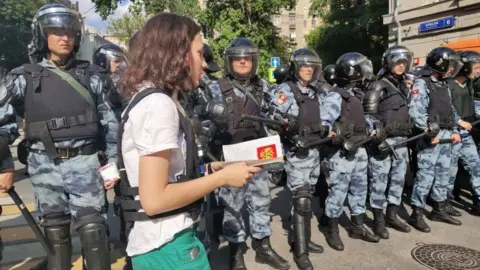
<box><xmin>217</xmin><ymin>162</ymin><xmax>263</xmax><ymax>188</ymax></box>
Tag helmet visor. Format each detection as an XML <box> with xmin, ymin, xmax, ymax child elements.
<box><xmin>38</xmin><ymin>12</ymin><xmax>83</xmax><ymax>40</ymax></box>
<box><xmin>386</xmin><ymin>52</ymin><xmax>413</xmax><ymax>72</ymax></box>
<box><xmin>225</xmin><ymin>54</ymin><xmax>259</xmax><ymax>80</ymax></box>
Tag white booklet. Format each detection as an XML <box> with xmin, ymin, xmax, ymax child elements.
<box><xmin>222</xmin><ymin>135</ymin><xmax>285</xmax><ymax>167</ymax></box>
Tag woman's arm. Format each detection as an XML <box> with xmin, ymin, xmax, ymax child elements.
<box><xmin>138</xmin><ymin>149</ymin><xmax>224</xmax><ymax>215</ymax></box>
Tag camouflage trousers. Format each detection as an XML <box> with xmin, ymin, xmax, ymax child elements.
<box><xmin>285</xmin><ymin>148</ymin><xmax>320</xmax><ymax>193</ymax></box>
<box><xmin>219</xmin><ymin>170</ymin><xmax>271</xmax><ymax>243</ymax></box>
<box><xmin>323</xmin><ymin>147</ymin><xmax>368</xmax><ymax>218</ymax></box>
<box><xmin>28</xmin><ymin>152</ymin><xmax>106</xmax><ymax>221</ymax></box>
<box><xmin>368</xmin><ymin>137</ymin><xmax>408</xmax><ymax>209</ymax></box>
<box><xmin>411</xmin><ymin>130</ymin><xmax>452</xmax><ymax>208</ymax></box>
<box><xmin>450</xmin><ymin>134</ymin><xmax>480</xmax><ymax>200</ymax></box>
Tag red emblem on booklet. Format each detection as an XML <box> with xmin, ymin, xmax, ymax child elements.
<box><xmin>257</xmin><ymin>144</ymin><xmax>278</xmax><ymax>160</ymax></box>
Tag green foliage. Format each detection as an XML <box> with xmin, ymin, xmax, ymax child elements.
<box><xmin>0</xmin><ymin>0</ymin><xmax>44</xmax><ymax>70</ymax></box>
<box><xmin>198</xmin><ymin>0</ymin><xmax>295</xmax><ymax>78</ymax></box>
<box><xmin>92</xmin><ymin>0</ymin><xmax>296</xmax><ymax>79</ymax></box>
<box><xmin>307</xmin><ymin>0</ymin><xmax>388</xmax><ymax>70</ymax></box>
<box><xmin>107</xmin><ymin>13</ymin><xmax>150</xmax><ymax>45</ymax></box>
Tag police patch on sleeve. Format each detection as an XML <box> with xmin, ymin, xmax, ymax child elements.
<box><xmin>276</xmin><ymin>91</ymin><xmax>287</xmax><ymax>104</ymax></box>
<box><xmin>0</xmin><ymin>75</ymin><xmax>13</xmax><ymax>103</ymax></box>
<box><xmin>412</xmin><ymin>89</ymin><xmax>420</xmax><ymax>96</ymax></box>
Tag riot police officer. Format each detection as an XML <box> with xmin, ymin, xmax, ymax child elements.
<box><xmin>322</xmin><ymin>52</ymin><xmax>382</xmax><ymax>251</ymax></box>
<box><xmin>323</xmin><ymin>64</ymin><xmax>336</xmax><ymax>86</ymax></box>
<box><xmin>206</xmin><ymin>37</ymin><xmax>289</xmax><ymax>270</ymax></box>
<box><xmin>0</xmin><ymin>4</ymin><xmax>119</xmax><ymax>269</ymax></box>
<box><xmin>408</xmin><ymin>47</ymin><xmax>462</xmax><ymax>233</ymax></box>
<box><xmin>447</xmin><ymin>51</ymin><xmax>480</xmax><ymax>217</ymax></box>
<box><xmin>269</xmin><ymin>48</ymin><xmax>328</xmax><ymax>269</ymax></box>
<box><xmin>363</xmin><ymin>45</ymin><xmax>414</xmax><ymax>239</ymax></box>
<box><xmin>93</xmin><ymin>43</ymin><xmax>127</xmax><ymax>87</ymax></box>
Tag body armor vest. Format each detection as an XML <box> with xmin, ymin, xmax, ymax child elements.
<box><xmin>448</xmin><ymin>79</ymin><xmax>475</xmax><ymax>122</ymax></box>
<box><xmin>421</xmin><ymin>76</ymin><xmax>455</xmax><ymax>128</ymax></box>
<box><xmin>286</xmin><ymin>81</ymin><xmax>322</xmax><ymax>140</ymax></box>
<box><xmin>22</xmin><ymin>62</ymin><xmax>100</xmax><ymax>154</ymax></box>
<box><xmin>117</xmin><ymin>88</ymin><xmax>202</xmax><ymax>225</ymax></box>
<box><xmin>332</xmin><ymin>87</ymin><xmax>367</xmax><ymax>137</ymax></box>
<box><xmin>377</xmin><ymin>77</ymin><xmax>411</xmax><ymax>137</ymax></box>
<box><xmin>216</xmin><ymin>77</ymin><xmax>267</xmax><ymax>144</ymax></box>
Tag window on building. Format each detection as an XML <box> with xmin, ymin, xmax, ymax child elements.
<box><xmin>202</xmin><ymin>0</ymin><xmax>208</xmax><ymax>9</ymax></box>
<box><xmin>289</xmin><ymin>29</ymin><xmax>296</xmax><ymax>38</ymax></box>
<box><xmin>312</xmin><ymin>19</ymin><xmax>317</xmax><ymax>28</ymax></box>
<box><xmin>274</xmin><ymin>15</ymin><xmax>281</xmax><ymax>26</ymax></box>
<box><xmin>289</xmin><ymin>16</ymin><xmax>295</xmax><ymax>26</ymax></box>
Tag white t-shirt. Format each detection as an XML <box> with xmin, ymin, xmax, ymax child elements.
<box><xmin>121</xmin><ymin>91</ymin><xmax>194</xmax><ymax>257</ymax></box>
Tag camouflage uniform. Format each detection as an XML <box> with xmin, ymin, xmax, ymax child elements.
<box><xmin>0</xmin><ymin>58</ymin><xmax>118</xmax><ymax>268</ymax></box>
<box><xmin>207</xmin><ymin>79</ymin><xmax>273</xmax><ymax>243</ymax></box>
<box><xmin>408</xmin><ymin>78</ymin><xmax>460</xmax><ymax>209</ymax></box>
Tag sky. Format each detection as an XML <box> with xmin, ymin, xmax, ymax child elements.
<box><xmin>79</xmin><ymin>0</ymin><xmax>132</xmax><ymax>32</ymax></box>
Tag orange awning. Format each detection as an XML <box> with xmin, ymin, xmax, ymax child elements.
<box><xmin>443</xmin><ymin>38</ymin><xmax>480</xmax><ymax>53</ymax></box>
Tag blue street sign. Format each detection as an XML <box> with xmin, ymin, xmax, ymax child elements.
<box><xmin>419</xmin><ymin>16</ymin><xmax>455</xmax><ymax>33</ymax></box>
<box><xmin>271</xmin><ymin>57</ymin><xmax>280</xmax><ymax>68</ymax></box>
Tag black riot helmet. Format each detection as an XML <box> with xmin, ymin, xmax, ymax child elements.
<box><xmin>457</xmin><ymin>51</ymin><xmax>480</xmax><ymax>78</ymax></box>
<box><xmin>203</xmin><ymin>43</ymin><xmax>221</xmax><ymax>73</ymax></box>
<box><xmin>93</xmin><ymin>43</ymin><xmax>127</xmax><ymax>72</ymax></box>
<box><xmin>289</xmin><ymin>48</ymin><xmax>322</xmax><ymax>83</ymax></box>
<box><xmin>273</xmin><ymin>64</ymin><xmax>290</xmax><ymax>83</ymax></box>
<box><xmin>334</xmin><ymin>52</ymin><xmax>374</xmax><ymax>83</ymax></box>
<box><xmin>31</xmin><ymin>4</ymin><xmax>84</xmax><ymax>54</ymax></box>
<box><xmin>426</xmin><ymin>47</ymin><xmax>461</xmax><ymax>74</ymax></box>
<box><xmin>224</xmin><ymin>37</ymin><xmax>259</xmax><ymax>80</ymax></box>
<box><xmin>323</xmin><ymin>64</ymin><xmax>336</xmax><ymax>85</ymax></box>
<box><xmin>382</xmin><ymin>45</ymin><xmax>414</xmax><ymax>73</ymax></box>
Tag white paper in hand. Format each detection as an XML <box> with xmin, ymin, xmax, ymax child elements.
<box><xmin>222</xmin><ymin>135</ymin><xmax>284</xmax><ymax>167</ymax></box>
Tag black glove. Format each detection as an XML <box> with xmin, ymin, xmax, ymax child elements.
<box><xmin>372</xmin><ymin>123</ymin><xmax>387</xmax><ymax>145</ymax></box>
<box><xmin>427</xmin><ymin>122</ymin><xmax>440</xmax><ymax>138</ymax></box>
<box><xmin>285</xmin><ymin>117</ymin><xmax>300</xmax><ymax>134</ymax></box>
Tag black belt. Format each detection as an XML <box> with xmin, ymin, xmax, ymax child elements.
<box><xmin>29</xmin><ymin>144</ymin><xmax>97</xmax><ymax>159</ymax></box>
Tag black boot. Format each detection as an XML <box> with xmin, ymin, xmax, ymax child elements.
<box><xmin>430</xmin><ymin>201</ymin><xmax>462</xmax><ymax>226</ymax></box>
<box><xmin>372</xmin><ymin>208</ymin><xmax>389</xmax><ymax>239</ymax></box>
<box><xmin>326</xmin><ymin>217</ymin><xmax>344</xmax><ymax>251</ymax></box>
<box><xmin>385</xmin><ymin>204</ymin><xmax>411</xmax><ymax>233</ymax></box>
<box><xmin>229</xmin><ymin>242</ymin><xmax>247</xmax><ymax>270</ymax></box>
<box><xmin>305</xmin><ymin>213</ymin><xmax>323</xmax><ymax>253</ymax></box>
<box><xmin>290</xmin><ymin>211</ymin><xmax>313</xmax><ymax>270</ymax></box>
<box><xmin>348</xmin><ymin>214</ymin><xmax>380</xmax><ymax>243</ymax></box>
<box><xmin>252</xmin><ymin>237</ymin><xmax>290</xmax><ymax>270</ymax></box>
<box><xmin>408</xmin><ymin>205</ymin><xmax>431</xmax><ymax>233</ymax></box>
<box><xmin>472</xmin><ymin>197</ymin><xmax>480</xmax><ymax>216</ymax></box>
<box><xmin>320</xmin><ymin>212</ymin><xmax>328</xmax><ymax>226</ymax></box>
<box><xmin>445</xmin><ymin>200</ymin><xmax>462</xmax><ymax>217</ymax></box>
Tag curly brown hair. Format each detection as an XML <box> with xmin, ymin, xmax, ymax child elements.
<box><xmin>120</xmin><ymin>12</ymin><xmax>202</xmax><ymax>99</ymax></box>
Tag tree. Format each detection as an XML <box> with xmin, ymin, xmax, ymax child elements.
<box><xmin>0</xmin><ymin>0</ymin><xmax>44</xmax><ymax>71</ymax></box>
<box><xmin>107</xmin><ymin>13</ymin><xmax>150</xmax><ymax>45</ymax></box>
<box><xmin>198</xmin><ymin>0</ymin><xmax>296</xmax><ymax>78</ymax></box>
<box><xmin>306</xmin><ymin>0</ymin><xmax>388</xmax><ymax>70</ymax></box>
<box><xmin>91</xmin><ymin>0</ymin><xmax>296</xmax><ymax>78</ymax></box>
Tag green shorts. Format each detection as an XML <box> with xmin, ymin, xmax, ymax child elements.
<box><xmin>131</xmin><ymin>228</ymin><xmax>210</xmax><ymax>270</ymax></box>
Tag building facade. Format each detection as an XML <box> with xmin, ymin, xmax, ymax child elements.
<box><xmin>272</xmin><ymin>0</ymin><xmax>318</xmax><ymax>48</ymax></box>
<box><xmin>383</xmin><ymin>0</ymin><xmax>480</xmax><ymax>65</ymax></box>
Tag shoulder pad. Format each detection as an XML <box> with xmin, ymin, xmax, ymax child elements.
<box><xmin>9</xmin><ymin>66</ymin><xmax>26</xmax><ymax>76</ymax></box>
<box><xmin>86</xmin><ymin>62</ymin><xmax>108</xmax><ymax>74</ymax></box>
<box><xmin>363</xmin><ymin>87</ymin><xmax>385</xmax><ymax>114</ymax></box>
<box><xmin>315</xmin><ymin>81</ymin><xmax>332</xmax><ymax>93</ymax></box>
<box><xmin>367</xmin><ymin>80</ymin><xmax>385</xmax><ymax>92</ymax></box>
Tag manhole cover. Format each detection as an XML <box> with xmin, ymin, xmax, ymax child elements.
<box><xmin>412</xmin><ymin>244</ymin><xmax>480</xmax><ymax>270</ymax></box>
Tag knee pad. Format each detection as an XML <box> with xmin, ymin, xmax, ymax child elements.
<box><xmin>294</xmin><ymin>197</ymin><xmax>312</xmax><ymax>216</ymax></box>
<box><xmin>75</xmin><ymin>208</ymin><xmax>111</xmax><ymax>270</ymax></box>
<box><xmin>42</xmin><ymin>214</ymin><xmax>72</xmax><ymax>270</ymax></box>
